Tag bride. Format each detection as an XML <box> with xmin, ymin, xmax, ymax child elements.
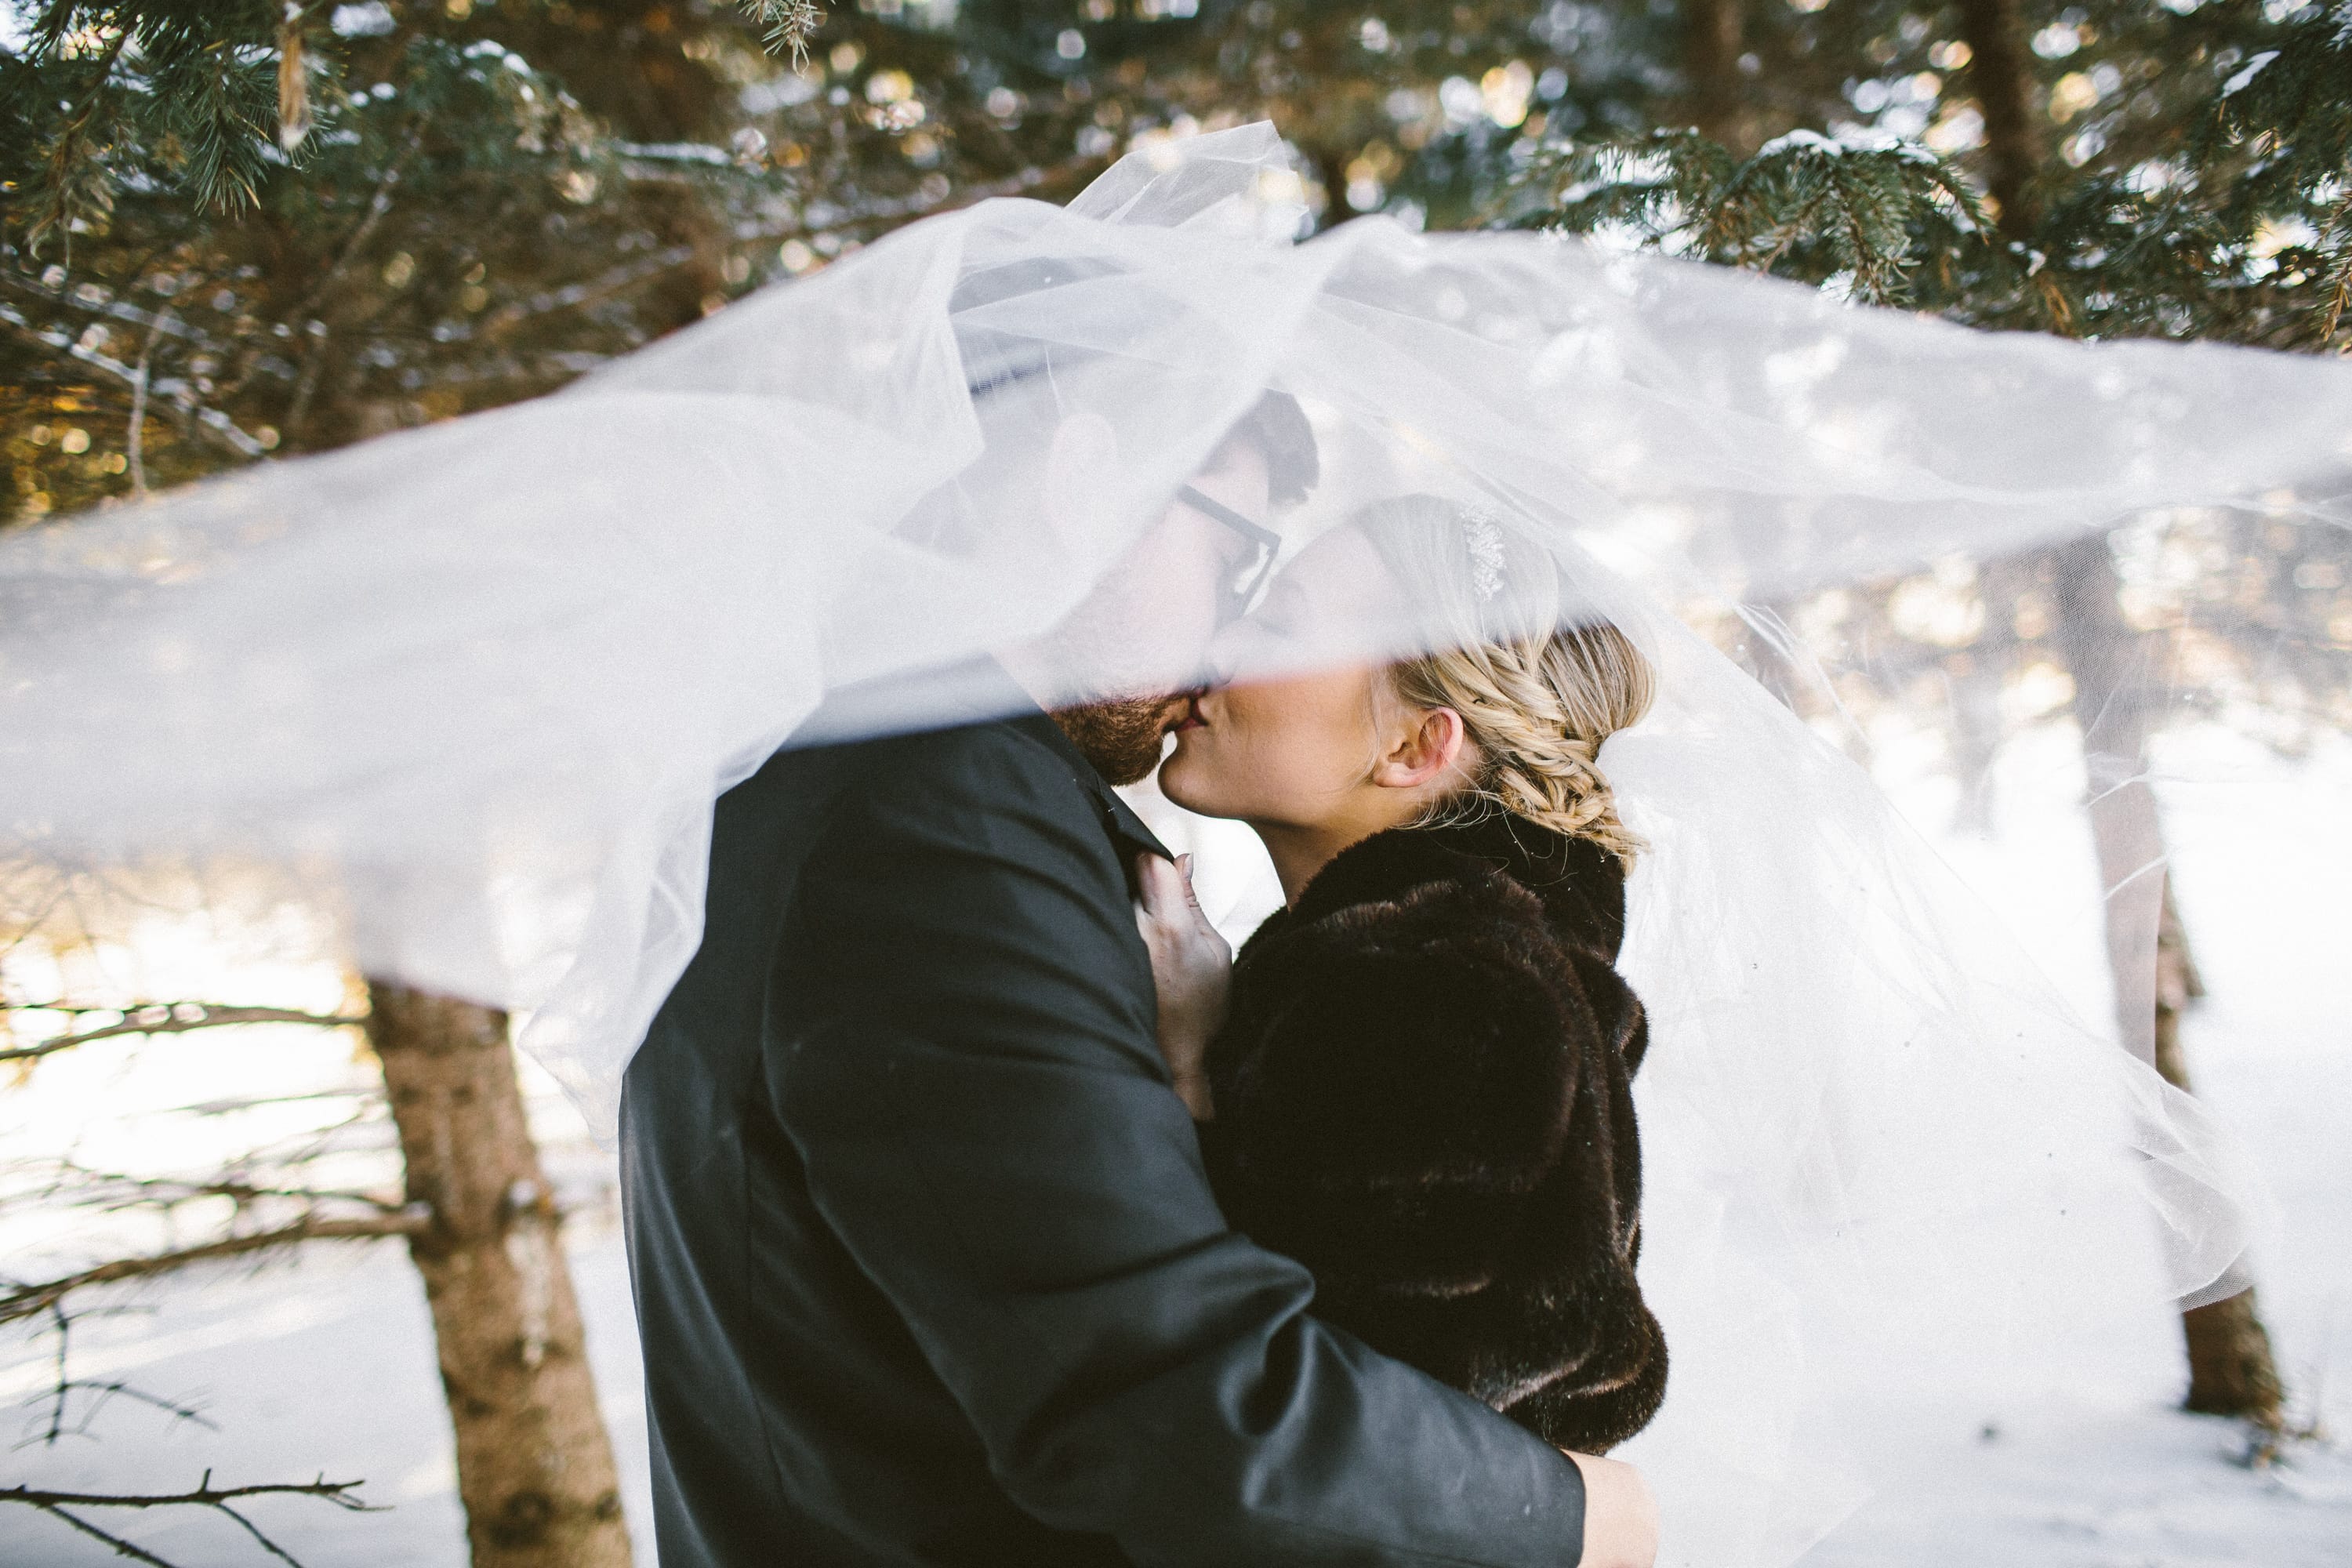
<box><xmin>1138</xmin><ymin>493</ymin><xmax>1669</xmax><ymax>1458</ymax></box>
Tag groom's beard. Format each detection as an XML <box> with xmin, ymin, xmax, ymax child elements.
<box><xmin>1053</xmin><ymin>695</ymin><xmax>1186</xmax><ymax>786</ymax></box>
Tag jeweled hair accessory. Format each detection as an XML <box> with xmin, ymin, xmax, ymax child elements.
<box><xmin>1462</xmin><ymin>507</ymin><xmax>1508</xmax><ymax>603</ymax></box>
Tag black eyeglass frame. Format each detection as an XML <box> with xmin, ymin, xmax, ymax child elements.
<box><xmin>1178</xmin><ymin>483</ymin><xmax>1283</xmax><ymax>621</ymax></box>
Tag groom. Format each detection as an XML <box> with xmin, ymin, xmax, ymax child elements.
<box><xmin>622</xmin><ymin>391</ymin><xmax>1653</xmax><ymax>1566</ymax></box>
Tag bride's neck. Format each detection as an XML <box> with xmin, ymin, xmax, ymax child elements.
<box><xmin>1254</xmin><ymin>800</ymin><xmax>1427</xmax><ymax>907</ymax></box>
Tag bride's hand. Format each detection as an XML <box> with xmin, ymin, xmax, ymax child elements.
<box><xmin>1134</xmin><ymin>852</ymin><xmax>1230</xmax><ymax>1120</ymax></box>
<box><xmin>1561</xmin><ymin>1450</ymin><xmax>1658</xmax><ymax>1568</ymax></box>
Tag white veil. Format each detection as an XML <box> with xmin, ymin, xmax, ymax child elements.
<box><xmin>4</xmin><ymin>123</ymin><xmax>2345</xmax><ymax>1564</ymax></box>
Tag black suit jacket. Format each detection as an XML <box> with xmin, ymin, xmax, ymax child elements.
<box><xmin>621</xmin><ymin>666</ymin><xmax>1589</xmax><ymax>1566</ymax></box>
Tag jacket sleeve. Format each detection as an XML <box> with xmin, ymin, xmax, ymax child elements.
<box><xmin>768</xmin><ymin>726</ymin><xmax>1588</xmax><ymax>1567</ymax></box>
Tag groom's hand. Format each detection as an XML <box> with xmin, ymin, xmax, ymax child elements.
<box><xmin>1563</xmin><ymin>1451</ymin><xmax>1659</xmax><ymax>1568</ymax></box>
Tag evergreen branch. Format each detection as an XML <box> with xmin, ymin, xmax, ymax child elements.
<box><xmin>739</xmin><ymin>2</ymin><xmax>827</xmax><ymax>68</ymax></box>
<box><xmin>0</xmin><ymin>1004</ymin><xmax>367</xmax><ymax>1064</ymax></box>
<box><xmin>2198</xmin><ymin>9</ymin><xmax>2352</xmax><ymax>202</ymax></box>
<box><xmin>1504</xmin><ymin>129</ymin><xmax>1993</xmax><ymax>307</ymax></box>
<box><xmin>22</xmin><ymin>19</ymin><xmax>132</xmax><ymax>257</ymax></box>
<box><xmin>2314</xmin><ymin>191</ymin><xmax>2352</xmax><ymax>351</ymax></box>
<box><xmin>162</xmin><ymin>56</ymin><xmax>271</xmax><ymax>215</ymax></box>
<box><xmin>188</xmin><ymin>145</ymin><xmax>1060</xmax><ymax>391</ymax></box>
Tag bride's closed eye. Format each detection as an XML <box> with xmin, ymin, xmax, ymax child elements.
<box><xmin>1207</xmin><ymin>578</ymin><xmax>1307</xmax><ymax>683</ymax></box>
<box><xmin>1248</xmin><ymin>579</ymin><xmax>1306</xmax><ymax>636</ymax></box>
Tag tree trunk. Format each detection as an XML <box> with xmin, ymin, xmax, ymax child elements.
<box><xmin>1951</xmin><ymin>0</ymin><xmax>2047</xmax><ymax>232</ymax></box>
<box><xmin>1945</xmin><ymin>556</ymin><xmax>2032</xmax><ymax>833</ymax></box>
<box><xmin>2179</xmin><ymin>1292</ymin><xmax>2287</xmax><ymax>1425</ymax></box>
<box><xmin>2149</xmin><ymin>890</ymin><xmax>2286</xmax><ymax>1425</ymax></box>
<box><xmin>2049</xmin><ymin>537</ymin><xmax>2166</xmax><ymax>1067</ymax></box>
<box><xmin>1682</xmin><ymin>0</ymin><xmax>1755</xmax><ymax>154</ymax></box>
<box><xmin>2047</xmin><ymin>540</ymin><xmax>2285</xmax><ymax>1427</ymax></box>
<box><xmin>365</xmin><ymin>982</ymin><xmax>633</xmax><ymax>1568</ymax></box>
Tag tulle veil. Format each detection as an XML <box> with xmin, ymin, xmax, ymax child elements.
<box><xmin>5</xmin><ymin>122</ymin><xmax>2347</xmax><ymax>1563</ymax></box>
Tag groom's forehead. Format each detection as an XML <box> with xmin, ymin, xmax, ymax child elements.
<box><xmin>1196</xmin><ymin>436</ymin><xmax>1272</xmax><ymax>492</ymax></box>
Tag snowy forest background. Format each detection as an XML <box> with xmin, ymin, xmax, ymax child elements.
<box><xmin>1</xmin><ymin>1</ymin><xmax>2348</xmax><ymax>1564</ymax></box>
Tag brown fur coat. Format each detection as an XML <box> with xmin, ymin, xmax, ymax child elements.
<box><xmin>1200</xmin><ymin>813</ymin><xmax>1666</xmax><ymax>1454</ymax></box>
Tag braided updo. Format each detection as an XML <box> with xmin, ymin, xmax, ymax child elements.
<box><xmin>1354</xmin><ymin>495</ymin><xmax>1656</xmax><ymax>866</ymax></box>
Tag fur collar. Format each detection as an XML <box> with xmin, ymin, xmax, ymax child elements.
<box><xmin>1269</xmin><ymin>813</ymin><xmax>1626</xmax><ymax>961</ymax></box>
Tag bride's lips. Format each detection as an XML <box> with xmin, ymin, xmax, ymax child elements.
<box><xmin>1172</xmin><ymin>694</ymin><xmax>1207</xmax><ymax>733</ymax></box>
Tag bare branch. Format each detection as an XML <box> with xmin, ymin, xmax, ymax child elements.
<box><xmin>1</xmin><ymin>1472</ymin><xmax>376</xmax><ymax>1568</ymax></box>
<box><xmin>476</xmin><ymin>245</ymin><xmax>698</xmax><ymax>341</ymax></box>
<box><xmin>740</xmin><ymin>158</ymin><xmax>1077</xmax><ymax>249</ymax></box>
<box><xmin>0</xmin><ymin>270</ymin><xmax>233</xmax><ymax>356</ymax></box>
<box><xmin>0</xmin><ymin>302</ymin><xmax>273</xmax><ymax>459</ymax></box>
<box><xmin>37</xmin><ymin>1166</ymin><xmax>408</xmax><ymax>1217</ymax></box>
<box><xmin>13</xmin><ymin>1298</ymin><xmax>209</xmax><ymax>1460</ymax></box>
<box><xmin>126</xmin><ymin>307</ymin><xmax>168</xmax><ymax>496</ymax></box>
<box><xmin>0</xmin><ymin>1004</ymin><xmax>368</xmax><ymax>1065</ymax></box>
<box><xmin>35</xmin><ymin>1502</ymin><xmax>178</xmax><ymax>1566</ymax></box>
<box><xmin>2</xmin><ymin>1475</ymin><xmax>373</xmax><ymax>1512</ymax></box>
<box><xmin>219</xmin><ymin>1501</ymin><xmax>307</xmax><ymax>1567</ymax></box>
<box><xmin>157</xmin><ymin>1087</ymin><xmax>381</xmax><ymax>1118</ymax></box>
<box><xmin>19</xmin><ymin>1379</ymin><xmax>220</xmax><ymax>1449</ymax></box>
<box><xmin>1</xmin><ymin>1209</ymin><xmax>429</xmax><ymax>1327</ymax></box>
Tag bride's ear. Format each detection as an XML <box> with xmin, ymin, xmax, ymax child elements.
<box><xmin>1370</xmin><ymin>704</ymin><xmax>1468</xmax><ymax>793</ymax></box>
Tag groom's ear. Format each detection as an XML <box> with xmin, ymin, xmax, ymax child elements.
<box><xmin>1370</xmin><ymin>706</ymin><xmax>1468</xmax><ymax>793</ymax></box>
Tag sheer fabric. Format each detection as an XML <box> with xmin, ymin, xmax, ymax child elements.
<box><xmin>4</xmin><ymin>122</ymin><xmax>2344</xmax><ymax>1565</ymax></box>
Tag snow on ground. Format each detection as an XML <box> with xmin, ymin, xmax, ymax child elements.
<box><xmin>2</xmin><ymin>723</ymin><xmax>2346</xmax><ymax>1567</ymax></box>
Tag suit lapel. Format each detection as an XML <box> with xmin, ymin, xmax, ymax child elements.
<box><xmin>792</xmin><ymin>652</ymin><xmax>1174</xmax><ymax>880</ymax></box>
<box><xmin>1007</xmin><ymin>711</ymin><xmax>1174</xmax><ymax>884</ymax></box>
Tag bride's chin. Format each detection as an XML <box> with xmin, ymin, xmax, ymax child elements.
<box><xmin>1157</xmin><ymin>744</ymin><xmax>1213</xmax><ymax>815</ymax></box>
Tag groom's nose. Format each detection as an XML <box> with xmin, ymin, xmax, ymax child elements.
<box><xmin>1203</xmin><ymin>617</ymin><xmax>1263</xmax><ymax>688</ymax></box>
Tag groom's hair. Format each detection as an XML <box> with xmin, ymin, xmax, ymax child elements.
<box><xmin>1221</xmin><ymin>388</ymin><xmax>1318</xmax><ymax>506</ymax></box>
<box><xmin>953</xmin><ymin>255</ymin><xmax>1319</xmax><ymax>507</ymax></box>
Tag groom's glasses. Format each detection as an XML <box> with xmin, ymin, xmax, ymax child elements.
<box><xmin>1178</xmin><ymin>484</ymin><xmax>1282</xmax><ymax>624</ymax></box>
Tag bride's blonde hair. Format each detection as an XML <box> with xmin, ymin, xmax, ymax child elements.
<box><xmin>1355</xmin><ymin>495</ymin><xmax>1656</xmax><ymax>866</ymax></box>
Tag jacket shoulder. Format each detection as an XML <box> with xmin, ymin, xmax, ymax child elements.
<box><xmin>811</xmin><ymin>715</ymin><xmax>1105</xmax><ymax>828</ymax></box>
